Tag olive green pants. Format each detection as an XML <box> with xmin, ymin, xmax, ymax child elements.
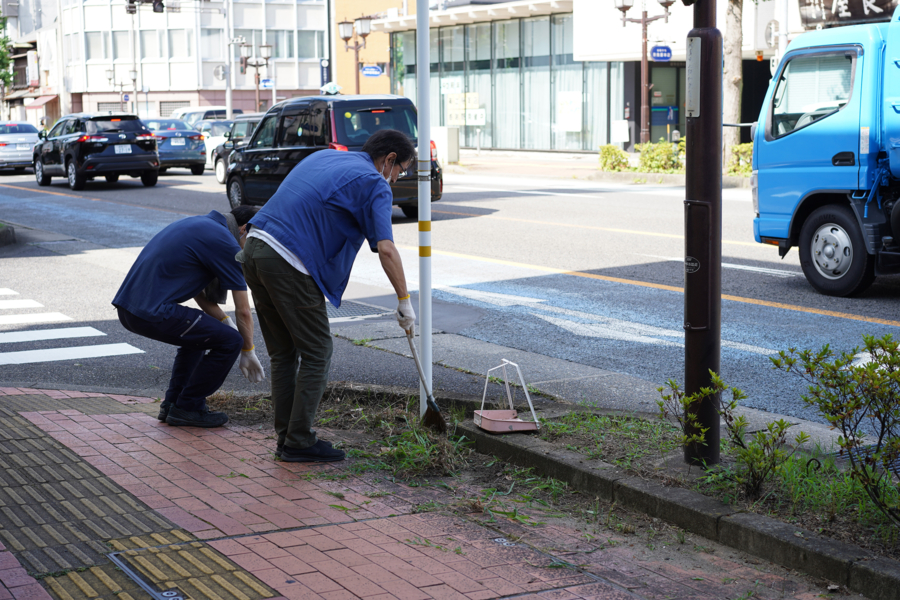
<box><xmin>241</xmin><ymin>237</ymin><xmax>333</xmax><ymax>450</ymax></box>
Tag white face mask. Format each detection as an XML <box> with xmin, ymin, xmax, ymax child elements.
<box><xmin>381</xmin><ymin>159</ymin><xmax>392</xmax><ymax>183</ymax></box>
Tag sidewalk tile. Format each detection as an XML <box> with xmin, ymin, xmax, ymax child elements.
<box><xmin>379</xmin><ymin>580</ymin><xmax>432</xmax><ymax>600</ymax></box>
<box><xmin>9</xmin><ymin>584</ymin><xmax>52</xmax><ymax>600</ymax></box>
<box><xmin>0</xmin><ymin>569</ymin><xmax>34</xmax><ymax>588</ymax></box>
<box><xmin>418</xmin><ymin>584</ymin><xmax>469</xmax><ymax>600</ymax></box>
<box><xmin>269</xmin><ymin>556</ymin><xmax>318</xmax><ymax>576</ymax></box>
<box><xmin>295</xmin><ymin>573</ymin><xmax>345</xmax><ymax>593</ymax></box>
<box><xmin>329</xmin><ymin>574</ymin><xmax>386</xmax><ymax>598</ymax></box>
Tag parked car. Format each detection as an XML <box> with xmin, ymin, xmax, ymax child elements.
<box><xmin>33</xmin><ymin>113</ymin><xmax>159</xmax><ymax>190</ymax></box>
<box><xmin>0</xmin><ymin>122</ymin><xmax>40</xmax><ymax>172</ymax></box>
<box><xmin>225</xmin><ymin>95</ymin><xmax>442</xmax><ymax>217</ymax></box>
<box><xmin>143</xmin><ymin>119</ymin><xmax>206</xmax><ymax>175</ymax></box>
<box><xmin>195</xmin><ymin>119</ymin><xmax>233</xmax><ymax>170</ymax></box>
<box><xmin>170</xmin><ymin>106</ymin><xmax>243</xmax><ymax>129</ymax></box>
<box><xmin>211</xmin><ymin>112</ymin><xmax>264</xmax><ymax>184</ymax></box>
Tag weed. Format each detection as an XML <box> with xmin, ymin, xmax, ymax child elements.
<box><xmin>675</xmin><ymin>529</ymin><xmax>686</xmax><ymax>544</ymax></box>
<box><xmin>352</xmin><ymin>338</ymin><xmax>374</xmax><ymax>346</ymax></box>
<box><xmin>324</xmin><ymin>491</ymin><xmax>345</xmax><ymax>500</ymax></box>
<box><xmin>219</xmin><ymin>471</ymin><xmax>249</xmax><ymax>479</ymax></box>
<box><xmin>364</xmin><ymin>491</ymin><xmax>390</xmax><ymax>498</ymax></box>
<box><xmin>405</xmin><ymin>536</ymin><xmax>451</xmax><ymax>552</ymax></box>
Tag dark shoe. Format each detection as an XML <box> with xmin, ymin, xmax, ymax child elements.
<box><xmin>275</xmin><ymin>439</ymin><xmax>331</xmax><ymax>458</ymax></box>
<box><xmin>165</xmin><ymin>406</ymin><xmax>229</xmax><ymax>428</ymax></box>
<box><xmin>279</xmin><ymin>440</ymin><xmax>344</xmax><ymax>463</ymax></box>
<box><xmin>157</xmin><ymin>401</ymin><xmax>173</xmax><ymax>422</ymax></box>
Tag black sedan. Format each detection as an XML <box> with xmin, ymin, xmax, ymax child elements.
<box><xmin>143</xmin><ymin>119</ymin><xmax>206</xmax><ymax>175</ymax></box>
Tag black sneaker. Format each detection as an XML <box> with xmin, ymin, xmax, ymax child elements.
<box><xmin>275</xmin><ymin>440</ymin><xmax>332</xmax><ymax>458</ymax></box>
<box><xmin>279</xmin><ymin>440</ymin><xmax>345</xmax><ymax>463</ymax></box>
<box><xmin>157</xmin><ymin>401</ymin><xmax>173</xmax><ymax>422</ymax></box>
<box><xmin>165</xmin><ymin>406</ymin><xmax>229</xmax><ymax>428</ymax></box>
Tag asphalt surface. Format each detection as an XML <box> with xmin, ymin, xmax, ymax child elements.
<box><xmin>1</xmin><ymin>167</ymin><xmax>899</xmax><ymax>427</ymax></box>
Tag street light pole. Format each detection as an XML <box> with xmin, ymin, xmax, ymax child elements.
<box><xmin>339</xmin><ymin>17</ymin><xmax>372</xmax><ymax>95</ymax></box>
<box><xmin>616</xmin><ymin>0</ymin><xmax>675</xmax><ymax>145</ymax></box>
<box><xmin>241</xmin><ymin>43</ymin><xmax>272</xmax><ymax>111</ymax></box>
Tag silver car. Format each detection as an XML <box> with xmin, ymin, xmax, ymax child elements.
<box><xmin>0</xmin><ymin>122</ymin><xmax>39</xmax><ymax>171</ymax></box>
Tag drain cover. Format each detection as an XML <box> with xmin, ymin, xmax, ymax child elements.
<box><xmin>327</xmin><ymin>300</ymin><xmax>390</xmax><ymax>320</ymax></box>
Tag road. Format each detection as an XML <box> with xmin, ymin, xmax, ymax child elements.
<box><xmin>1</xmin><ymin>166</ymin><xmax>898</xmax><ymax>425</ymax></box>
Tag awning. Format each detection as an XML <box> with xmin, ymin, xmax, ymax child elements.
<box><xmin>4</xmin><ymin>89</ymin><xmax>30</xmax><ymax>100</ymax></box>
<box><xmin>25</xmin><ymin>95</ymin><xmax>57</xmax><ymax>109</ymax></box>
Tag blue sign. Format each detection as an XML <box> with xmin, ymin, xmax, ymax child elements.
<box><xmin>650</xmin><ymin>45</ymin><xmax>673</xmax><ymax>62</ymax></box>
<box><xmin>651</xmin><ymin>106</ymin><xmax>679</xmax><ymax>126</ymax></box>
<box><xmin>260</xmin><ymin>78</ymin><xmax>274</xmax><ymax>89</ymax></box>
<box><xmin>123</xmin><ymin>94</ymin><xmax>130</xmax><ymax>102</ymax></box>
<box><xmin>361</xmin><ymin>65</ymin><xmax>383</xmax><ymax>78</ymax></box>
<box><xmin>320</xmin><ymin>59</ymin><xmax>331</xmax><ymax>87</ymax></box>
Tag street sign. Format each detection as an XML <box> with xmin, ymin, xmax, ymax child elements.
<box><xmin>361</xmin><ymin>65</ymin><xmax>383</xmax><ymax>77</ymax></box>
<box><xmin>650</xmin><ymin>45</ymin><xmax>673</xmax><ymax>62</ymax></box>
<box><xmin>260</xmin><ymin>78</ymin><xmax>273</xmax><ymax>89</ymax></box>
<box><xmin>320</xmin><ymin>59</ymin><xmax>330</xmax><ymax>87</ymax></box>
<box><xmin>123</xmin><ymin>94</ymin><xmax>130</xmax><ymax>102</ymax></box>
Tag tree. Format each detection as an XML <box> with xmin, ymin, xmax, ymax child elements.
<box><xmin>722</xmin><ymin>0</ymin><xmax>743</xmax><ymax>170</ymax></box>
<box><xmin>0</xmin><ymin>13</ymin><xmax>13</xmax><ymax>91</ymax></box>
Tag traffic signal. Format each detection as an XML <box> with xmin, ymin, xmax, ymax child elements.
<box><xmin>152</xmin><ymin>0</ymin><xmax>164</xmax><ymax>13</ymax></box>
<box><xmin>125</xmin><ymin>0</ymin><xmax>136</xmax><ymax>14</ymax></box>
<box><xmin>240</xmin><ymin>56</ymin><xmax>247</xmax><ymax>75</ymax></box>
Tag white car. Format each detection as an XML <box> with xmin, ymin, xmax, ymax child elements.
<box><xmin>195</xmin><ymin>120</ymin><xmax>233</xmax><ymax>168</ymax></box>
<box><xmin>170</xmin><ymin>106</ymin><xmax>242</xmax><ymax>129</ymax></box>
<box><xmin>0</xmin><ymin>121</ymin><xmax>40</xmax><ymax>171</ymax></box>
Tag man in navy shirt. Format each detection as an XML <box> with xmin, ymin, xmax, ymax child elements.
<box><xmin>113</xmin><ymin>207</ymin><xmax>265</xmax><ymax>428</ymax></box>
<box><xmin>240</xmin><ymin>129</ymin><xmax>416</xmax><ymax>462</ymax></box>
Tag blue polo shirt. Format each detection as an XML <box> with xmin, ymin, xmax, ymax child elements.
<box><xmin>113</xmin><ymin>211</ymin><xmax>246</xmax><ymax>322</ymax></box>
<box><xmin>248</xmin><ymin>150</ymin><xmax>394</xmax><ymax>307</ymax></box>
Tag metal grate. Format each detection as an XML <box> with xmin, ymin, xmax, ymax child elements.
<box><xmin>160</xmin><ymin>100</ymin><xmax>190</xmax><ymax>117</ymax></box>
<box><xmin>326</xmin><ymin>300</ymin><xmax>390</xmax><ymax>320</ymax></box>
<box><xmin>97</xmin><ymin>102</ymin><xmax>123</xmax><ymax>113</ymax></box>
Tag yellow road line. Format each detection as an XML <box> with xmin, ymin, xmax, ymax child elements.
<box><xmin>398</xmin><ymin>245</ymin><xmax>900</xmax><ymax>328</ymax></box>
<box><xmin>431</xmin><ymin>208</ymin><xmax>758</xmax><ymax>247</ymax></box>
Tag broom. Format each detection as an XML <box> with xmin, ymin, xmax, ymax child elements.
<box><xmin>406</xmin><ymin>330</ymin><xmax>448</xmax><ymax>433</ymax></box>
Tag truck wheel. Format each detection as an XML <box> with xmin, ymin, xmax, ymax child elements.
<box><xmin>215</xmin><ymin>159</ymin><xmax>226</xmax><ymax>184</ymax></box>
<box><xmin>227</xmin><ymin>177</ymin><xmax>244</xmax><ymax>209</ymax></box>
<box><xmin>799</xmin><ymin>205</ymin><xmax>875</xmax><ymax>297</ymax></box>
<box><xmin>400</xmin><ymin>205</ymin><xmax>418</xmax><ymax>219</ymax></box>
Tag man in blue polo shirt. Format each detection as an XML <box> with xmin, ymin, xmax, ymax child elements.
<box><xmin>240</xmin><ymin>129</ymin><xmax>416</xmax><ymax>462</ymax></box>
<box><xmin>113</xmin><ymin>207</ymin><xmax>266</xmax><ymax>428</ymax></box>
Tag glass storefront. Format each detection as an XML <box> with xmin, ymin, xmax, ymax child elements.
<box><xmin>390</xmin><ymin>13</ymin><xmax>623</xmax><ymax>151</ymax></box>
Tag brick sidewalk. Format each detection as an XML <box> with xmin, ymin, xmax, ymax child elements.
<box><xmin>0</xmin><ymin>391</ymin><xmax>863</xmax><ymax>600</ymax></box>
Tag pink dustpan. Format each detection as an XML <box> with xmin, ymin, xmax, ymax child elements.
<box><xmin>474</xmin><ymin>360</ymin><xmax>539</xmax><ymax>434</ymax></box>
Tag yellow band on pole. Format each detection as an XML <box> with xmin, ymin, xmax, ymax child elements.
<box><xmin>418</xmin><ymin>221</ymin><xmax>432</xmax><ymax>231</ymax></box>
<box><xmin>419</xmin><ymin>246</ymin><xmax>432</xmax><ymax>257</ymax></box>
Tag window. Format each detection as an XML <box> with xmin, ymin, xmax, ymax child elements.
<box><xmin>271</xmin><ymin>30</ymin><xmax>294</xmax><ymax>59</ymax></box>
<box><xmin>232</xmin><ymin>120</ymin><xmax>257</xmax><ymax>140</ymax></box>
<box><xmin>771</xmin><ymin>52</ymin><xmax>853</xmax><ymax>138</ymax></box>
<box><xmin>493</xmin><ymin>20</ymin><xmax>520</xmax><ymax>149</ymax></box>
<box><xmin>113</xmin><ymin>31</ymin><xmax>130</xmax><ymax>61</ymax></box>
<box><xmin>49</xmin><ymin>120</ymin><xmax>67</xmax><ymax>138</ymax></box>
<box><xmin>97</xmin><ymin>102</ymin><xmax>123</xmax><ymax>112</ymax></box>
<box><xmin>144</xmin><ymin>119</ymin><xmax>190</xmax><ymax>131</ymax></box>
<box><xmin>205</xmin><ymin>121</ymin><xmax>232</xmax><ymax>136</ymax></box>
<box><xmin>86</xmin><ymin>117</ymin><xmax>146</xmax><ymax>134</ymax></box>
<box><xmin>0</xmin><ymin>123</ymin><xmax>37</xmax><ymax>134</ymax></box>
<box><xmin>334</xmin><ymin>104</ymin><xmax>418</xmax><ymax>146</ymax></box>
<box><xmin>141</xmin><ymin>30</ymin><xmax>162</xmax><ymax>59</ymax></box>
<box><xmin>278</xmin><ymin>106</ymin><xmax>326</xmax><ymax>147</ymax></box>
<box><xmin>250</xmin><ymin>114</ymin><xmax>278</xmax><ymax>149</ymax></box>
<box><xmin>168</xmin><ymin>29</ymin><xmax>193</xmax><ymax>58</ymax></box>
<box><xmin>64</xmin><ymin>120</ymin><xmax>84</xmax><ymax>135</ymax></box>
<box><xmin>234</xmin><ymin>29</ymin><xmax>264</xmax><ymax>60</ymax></box>
<box><xmin>85</xmin><ymin>32</ymin><xmax>107</xmax><ymax>61</ymax></box>
<box><xmin>201</xmin><ymin>29</ymin><xmax>224</xmax><ymax>60</ymax></box>
<box><xmin>298</xmin><ymin>31</ymin><xmax>321</xmax><ymax>59</ymax></box>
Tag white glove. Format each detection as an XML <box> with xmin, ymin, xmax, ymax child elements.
<box><xmin>239</xmin><ymin>346</ymin><xmax>266</xmax><ymax>383</ymax></box>
<box><xmin>396</xmin><ymin>296</ymin><xmax>416</xmax><ymax>335</ymax></box>
<box><xmin>220</xmin><ymin>316</ymin><xmax>239</xmax><ymax>331</ymax></box>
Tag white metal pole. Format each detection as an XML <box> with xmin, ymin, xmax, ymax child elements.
<box><xmin>225</xmin><ymin>0</ymin><xmax>233</xmax><ymax>120</ymax></box>
<box><xmin>416</xmin><ymin>0</ymin><xmax>432</xmax><ymax>417</ymax></box>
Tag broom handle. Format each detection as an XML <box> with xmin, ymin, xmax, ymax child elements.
<box><xmin>407</xmin><ymin>331</ymin><xmax>434</xmax><ymax>399</ymax></box>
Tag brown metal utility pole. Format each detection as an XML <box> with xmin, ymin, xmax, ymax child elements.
<box><xmin>682</xmin><ymin>0</ymin><xmax>722</xmax><ymax>466</ymax></box>
<box><xmin>616</xmin><ymin>0</ymin><xmax>675</xmax><ymax>145</ymax></box>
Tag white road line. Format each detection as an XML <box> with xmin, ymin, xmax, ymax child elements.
<box><xmin>637</xmin><ymin>254</ymin><xmax>798</xmax><ymax>278</ymax></box>
<box><xmin>0</xmin><ymin>343</ymin><xmax>144</xmax><ymax>365</ymax></box>
<box><xmin>451</xmin><ymin>185</ymin><xmax>603</xmax><ymax>199</ymax></box>
<box><xmin>0</xmin><ymin>313</ymin><xmax>73</xmax><ymax>326</ymax></box>
<box><xmin>0</xmin><ymin>299</ymin><xmax>43</xmax><ymax>310</ymax></box>
<box><xmin>0</xmin><ymin>289</ymin><xmax>18</xmax><ymax>296</ymax></box>
<box><xmin>0</xmin><ymin>327</ymin><xmax>106</xmax><ymax>344</ymax></box>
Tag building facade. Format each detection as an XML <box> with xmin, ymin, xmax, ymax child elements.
<box><xmin>331</xmin><ymin>0</ymin><xmax>401</xmax><ymax>96</ymax></box>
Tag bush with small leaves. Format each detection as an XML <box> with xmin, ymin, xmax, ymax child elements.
<box><xmin>636</xmin><ymin>138</ymin><xmax>683</xmax><ymax>173</ymax></box>
<box><xmin>598</xmin><ymin>144</ymin><xmax>629</xmax><ymax>172</ymax></box>
<box><xmin>728</xmin><ymin>143</ymin><xmax>753</xmax><ymax>176</ymax></box>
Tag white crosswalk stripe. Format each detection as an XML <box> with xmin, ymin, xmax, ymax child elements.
<box><xmin>0</xmin><ymin>289</ymin><xmax>143</xmax><ymax>365</ymax></box>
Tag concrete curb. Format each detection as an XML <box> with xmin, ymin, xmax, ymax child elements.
<box><xmin>455</xmin><ymin>421</ymin><xmax>900</xmax><ymax>600</ymax></box>
<box><xmin>0</xmin><ymin>224</ymin><xmax>15</xmax><ymax>247</ymax></box>
<box><xmin>586</xmin><ymin>170</ymin><xmax>750</xmax><ymax>189</ymax></box>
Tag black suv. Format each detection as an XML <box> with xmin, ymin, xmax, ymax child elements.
<box><xmin>225</xmin><ymin>95</ymin><xmax>442</xmax><ymax>218</ymax></box>
<box><xmin>33</xmin><ymin>113</ymin><xmax>159</xmax><ymax>190</ymax></box>
<box><xmin>212</xmin><ymin>112</ymin><xmax>264</xmax><ymax>184</ymax></box>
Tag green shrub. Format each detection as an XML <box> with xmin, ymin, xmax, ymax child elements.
<box><xmin>598</xmin><ymin>144</ymin><xmax>629</xmax><ymax>172</ymax></box>
<box><xmin>636</xmin><ymin>138</ymin><xmax>683</xmax><ymax>173</ymax></box>
<box><xmin>728</xmin><ymin>143</ymin><xmax>753</xmax><ymax>176</ymax></box>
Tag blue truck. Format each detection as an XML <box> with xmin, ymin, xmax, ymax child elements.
<box><xmin>752</xmin><ymin>6</ymin><xmax>900</xmax><ymax>296</ymax></box>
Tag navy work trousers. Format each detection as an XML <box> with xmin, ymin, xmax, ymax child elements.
<box><xmin>117</xmin><ymin>305</ymin><xmax>242</xmax><ymax>412</ymax></box>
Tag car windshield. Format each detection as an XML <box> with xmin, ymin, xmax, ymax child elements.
<box><xmin>184</xmin><ymin>113</ymin><xmax>203</xmax><ymax>127</ymax></box>
<box><xmin>334</xmin><ymin>104</ymin><xmax>418</xmax><ymax>146</ymax></box>
<box><xmin>86</xmin><ymin>118</ymin><xmax>146</xmax><ymax>134</ymax></box>
<box><xmin>0</xmin><ymin>123</ymin><xmax>38</xmax><ymax>134</ymax></box>
<box><xmin>206</xmin><ymin>121</ymin><xmax>232</xmax><ymax>136</ymax></box>
<box><xmin>144</xmin><ymin>119</ymin><xmax>191</xmax><ymax>131</ymax></box>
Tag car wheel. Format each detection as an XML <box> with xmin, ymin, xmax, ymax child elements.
<box><xmin>400</xmin><ymin>205</ymin><xmax>418</xmax><ymax>219</ymax></box>
<box><xmin>34</xmin><ymin>160</ymin><xmax>50</xmax><ymax>186</ymax></box>
<box><xmin>105</xmin><ymin>174</ymin><xmax>119</xmax><ymax>183</ymax></box>
<box><xmin>799</xmin><ymin>204</ymin><xmax>875</xmax><ymax>297</ymax></box>
<box><xmin>159</xmin><ymin>168</ymin><xmax>168</xmax><ymax>174</ymax></box>
<box><xmin>67</xmin><ymin>161</ymin><xmax>86</xmax><ymax>191</ymax></box>
<box><xmin>190</xmin><ymin>165</ymin><xmax>205</xmax><ymax>176</ymax></box>
<box><xmin>227</xmin><ymin>177</ymin><xmax>245</xmax><ymax>209</ymax></box>
<box><xmin>215</xmin><ymin>159</ymin><xmax>226</xmax><ymax>184</ymax></box>
<box><xmin>141</xmin><ymin>171</ymin><xmax>159</xmax><ymax>187</ymax></box>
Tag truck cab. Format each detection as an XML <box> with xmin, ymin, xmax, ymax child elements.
<box><xmin>752</xmin><ymin>11</ymin><xmax>900</xmax><ymax>296</ymax></box>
